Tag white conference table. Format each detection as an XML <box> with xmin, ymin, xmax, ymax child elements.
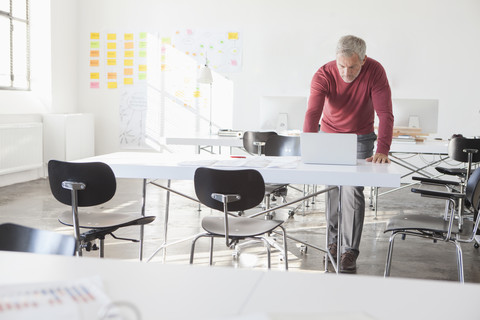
<box><xmin>165</xmin><ymin>135</ymin><xmax>244</xmax><ymax>154</ymax></box>
<box><xmin>77</xmin><ymin>152</ymin><xmax>401</xmax><ymax>271</ymax></box>
<box><xmin>1</xmin><ymin>251</ymin><xmax>479</xmax><ymax>320</ymax></box>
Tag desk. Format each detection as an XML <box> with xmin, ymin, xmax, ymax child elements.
<box><xmin>79</xmin><ymin>152</ymin><xmax>401</xmax><ymax>271</ymax></box>
<box><xmin>1</xmin><ymin>251</ymin><xmax>479</xmax><ymax>320</ymax></box>
<box><xmin>165</xmin><ymin>135</ymin><xmax>244</xmax><ymax>154</ymax></box>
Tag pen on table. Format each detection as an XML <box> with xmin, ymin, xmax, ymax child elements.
<box><xmin>230</xmin><ymin>156</ymin><xmax>246</xmax><ymax>158</ymax></box>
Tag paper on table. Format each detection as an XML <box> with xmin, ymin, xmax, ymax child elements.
<box><xmin>177</xmin><ymin>159</ymin><xmax>218</xmax><ymax>166</ymax></box>
<box><xmin>266</xmin><ymin>158</ymin><xmax>299</xmax><ymax>169</ymax></box>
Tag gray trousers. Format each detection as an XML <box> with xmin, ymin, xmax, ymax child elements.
<box><xmin>326</xmin><ymin>132</ymin><xmax>377</xmax><ymax>255</ymax></box>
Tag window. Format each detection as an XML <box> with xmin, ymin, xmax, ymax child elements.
<box><xmin>0</xmin><ymin>0</ymin><xmax>30</xmax><ymax>90</ymax></box>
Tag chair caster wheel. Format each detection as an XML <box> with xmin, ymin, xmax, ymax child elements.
<box><xmin>474</xmin><ymin>242</ymin><xmax>479</xmax><ymax>249</ymax></box>
<box><xmin>300</xmin><ymin>245</ymin><xmax>307</xmax><ymax>254</ymax></box>
<box><xmin>288</xmin><ymin>210</ymin><xmax>295</xmax><ymax>217</ymax></box>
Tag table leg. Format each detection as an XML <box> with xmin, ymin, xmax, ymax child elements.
<box><xmin>138</xmin><ymin>178</ymin><xmax>147</xmax><ymax>261</ymax></box>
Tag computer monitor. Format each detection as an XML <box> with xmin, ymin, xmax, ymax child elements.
<box><xmin>392</xmin><ymin>98</ymin><xmax>439</xmax><ymax>134</ymax></box>
<box><xmin>259</xmin><ymin>96</ymin><xmax>308</xmax><ymax>132</ymax></box>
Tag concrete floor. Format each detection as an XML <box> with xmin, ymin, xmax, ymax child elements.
<box><xmin>1</xmin><ymin>177</ymin><xmax>479</xmax><ymax>283</ymax></box>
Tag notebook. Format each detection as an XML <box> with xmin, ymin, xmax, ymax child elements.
<box><xmin>300</xmin><ymin>132</ymin><xmax>357</xmax><ymax>165</ymax></box>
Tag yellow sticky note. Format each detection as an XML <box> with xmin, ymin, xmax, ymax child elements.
<box><xmin>90</xmin><ymin>60</ymin><xmax>99</xmax><ymax>67</ymax></box>
<box><xmin>124</xmin><ymin>33</ymin><xmax>134</xmax><ymax>41</ymax></box>
<box><xmin>228</xmin><ymin>32</ymin><xmax>239</xmax><ymax>40</ymax></box>
<box><xmin>90</xmin><ymin>50</ymin><xmax>99</xmax><ymax>57</ymax></box>
<box><xmin>107</xmin><ymin>72</ymin><xmax>117</xmax><ymax>79</ymax></box>
<box><xmin>107</xmin><ymin>42</ymin><xmax>117</xmax><ymax>49</ymax></box>
<box><xmin>124</xmin><ymin>50</ymin><xmax>134</xmax><ymax>57</ymax></box>
<box><xmin>107</xmin><ymin>59</ymin><xmax>116</xmax><ymax>66</ymax></box>
<box><xmin>124</xmin><ymin>78</ymin><xmax>133</xmax><ymax>85</ymax></box>
<box><xmin>108</xmin><ymin>82</ymin><xmax>117</xmax><ymax>89</ymax></box>
<box><xmin>139</xmin><ymin>73</ymin><xmax>147</xmax><ymax>80</ymax></box>
<box><xmin>90</xmin><ymin>32</ymin><xmax>100</xmax><ymax>40</ymax></box>
<box><xmin>124</xmin><ymin>59</ymin><xmax>133</xmax><ymax>66</ymax></box>
<box><xmin>124</xmin><ymin>68</ymin><xmax>133</xmax><ymax>76</ymax></box>
<box><xmin>107</xmin><ymin>33</ymin><xmax>116</xmax><ymax>40</ymax></box>
<box><xmin>139</xmin><ymin>32</ymin><xmax>147</xmax><ymax>39</ymax></box>
<box><xmin>90</xmin><ymin>41</ymin><xmax>100</xmax><ymax>49</ymax></box>
<box><xmin>90</xmin><ymin>72</ymin><xmax>99</xmax><ymax>79</ymax></box>
<box><xmin>193</xmin><ymin>90</ymin><xmax>200</xmax><ymax>98</ymax></box>
<box><xmin>138</xmin><ymin>65</ymin><xmax>147</xmax><ymax>72</ymax></box>
<box><xmin>107</xmin><ymin>51</ymin><xmax>116</xmax><ymax>58</ymax></box>
<box><xmin>124</xmin><ymin>42</ymin><xmax>134</xmax><ymax>49</ymax></box>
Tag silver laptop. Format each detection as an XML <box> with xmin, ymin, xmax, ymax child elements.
<box><xmin>300</xmin><ymin>132</ymin><xmax>357</xmax><ymax>165</ymax></box>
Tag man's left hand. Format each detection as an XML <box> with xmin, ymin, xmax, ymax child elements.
<box><xmin>366</xmin><ymin>152</ymin><xmax>390</xmax><ymax>164</ymax></box>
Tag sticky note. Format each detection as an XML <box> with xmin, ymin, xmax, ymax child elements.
<box><xmin>124</xmin><ymin>42</ymin><xmax>134</xmax><ymax>49</ymax></box>
<box><xmin>139</xmin><ymin>41</ymin><xmax>147</xmax><ymax>49</ymax></box>
<box><xmin>139</xmin><ymin>65</ymin><xmax>147</xmax><ymax>72</ymax></box>
<box><xmin>90</xmin><ymin>60</ymin><xmax>99</xmax><ymax>67</ymax></box>
<box><xmin>90</xmin><ymin>82</ymin><xmax>100</xmax><ymax>89</ymax></box>
<box><xmin>107</xmin><ymin>72</ymin><xmax>117</xmax><ymax>79</ymax></box>
<box><xmin>90</xmin><ymin>33</ymin><xmax>100</xmax><ymax>40</ymax></box>
<box><xmin>90</xmin><ymin>72</ymin><xmax>100</xmax><ymax>79</ymax></box>
<box><xmin>193</xmin><ymin>90</ymin><xmax>200</xmax><ymax>98</ymax></box>
<box><xmin>139</xmin><ymin>51</ymin><xmax>147</xmax><ymax>58</ymax></box>
<box><xmin>107</xmin><ymin>33</ymin><xmax>116</xmax><ymax>40</ymax></box>
<box><xmin>124</xmin><ymin>78</ymin><xmax>133</xmax><ymax>85</ymax></box>
<box><xmin>124</xmin><ymin>51</ymin><xmax>134</xmax><ymax>57</ymax></box>
<box><xmin>108</xmin><ymin>82</ymin><xmax>117</xmax><ymax>89</ymax></box>
<box><xmin>124</xmin><ymin>33</ymin><xmax>134</xmax><ymax>41</ymax></box>
<box><xmin>90</xmin><ymin>50</ymin><xmax>100</xmax><ymax>57</ymax></box>
<box><xmin>228</xmin><ymin>32</ymin><xmax>239</xmax><ymax>40</ymax></box>
<box><xmin>107</xmin><ymin>59</ymin><xmax>117</xmax><ymax>66</ymax></box>
<box><xmin>107</xmin><ymin>42</ymin><xmax>116</xmax><ymax>49</ymax></box>
<box><xmin>107</xmin><ymin>51</ymin><xmax>117</xmax><ymax>58</ymax></box>
<box><xmin>90</xmin><ymin>41</ymin><xmax>100</xmax><ymax>49</ymax></box>
<box><xmin>139</xmin><ymin>32</ymin><xmax>147</xmax><ymax>39</ymax></box>
<box><xmin>139</xmin><ymin>73</ymin><xmax>147</xmax><ymax>80</ymax></box>
<box><xmin>124</xmin><ymin>59</ymin><xmax>134</xmax><ymax>66</ymax></box>
<box><xmin>124</xmin><ymin>68</ymin><xmax>133</xmax><ymax>75</ymax></box>
<box><xmin>161</xmin><ymin>37</ymin><xmax>171</xmax><ymax>44</ymax></box>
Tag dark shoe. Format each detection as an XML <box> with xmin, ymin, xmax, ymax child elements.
<box><xmin>323</xmin><ymin>242</ymin><xmax>337</xmax><ymax>263</ymax></box>
<box><xmin>340</xmin><ymin>250</ymin><xmax>357</xmax><ymax>273</ymax></box>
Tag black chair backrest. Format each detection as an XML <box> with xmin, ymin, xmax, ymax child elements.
<box><xmin>0</xmin><ymin>223</ymin><xmax>76</xmax><ymax>256</ymax></box>
<box><xmin>265</xmin><ymin>135</ymin><xmax>301</xmax><ymax>156</ymax></box>
<box><xmin>466</xmin><ymin>168</ymin><xmax>480</xmax><ymax>213</ymax></box>
<box><xmin>48</xmin><ymin>160</ymin><xmax>116</xmax><ymax>207</ymax></box>
<box><xmin>243</xmin><ymin>131</ymin><xmax>278</xmax><ymax>155</ymax></box>
<box><xmin>194</xmin><ymin>167</ymin><xmax>265</xmax><ymax>212</ymax></box>
<box><xmin>449</xmin><ymin>137</ymin><xmax>480</xmax><ymax>163</ymax></box>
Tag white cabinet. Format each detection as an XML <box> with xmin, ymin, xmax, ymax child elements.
<box><xmin>43</xmin><ymin>114</ymin><xmax>95</xmax><ymax>162</ymax></box>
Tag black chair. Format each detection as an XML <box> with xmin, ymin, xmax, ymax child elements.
<box><xmin>412</xmin><ymin>137</ymin><xmax>480</xmax><ymax>229</ymax></box>
<box><xmin>48</xmin><ymin>160</ymin><xmax>156</xmax><ymax>258</ymax></box>
<box><xmin>264</xmin><ymin>135</ymin><xmax>301</xmax><ymax>157</ymax></box>
<box><xmin>189</xmin><ymin>167</ymin><xmax>288</xmax><ymax>269</ymax></box>
<box><xmin>384</xmin><ymin>167</ymin><xmax>480</xmax><ymax>283</ymax></box>
<box><xmin>243</xmin><ymin>131</ymin><xmax>288</xmax><ymax>211</ymax></box>
<box><xmin>0</xmin><ymin>223</ymin><xmax>76</xmax><ymax>256</ymax></box>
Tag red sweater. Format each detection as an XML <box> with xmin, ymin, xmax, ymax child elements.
<box><xmin>303</xmin><ymin>57</ymin><xmax>393</xmax><ymax>155</ymax></box>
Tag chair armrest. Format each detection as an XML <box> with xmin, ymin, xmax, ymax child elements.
<box><xmin>412</xmin><ymin>176</ymin><xmax>460</xmax><ymax>186</ymax></box>
<box><xmin>411</xmin><ymin>187</ymin><xmax>465</xmax><ymax>200</ymax></box>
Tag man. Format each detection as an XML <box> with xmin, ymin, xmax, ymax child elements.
<box><xmin>303</xmin><ymin>35</ymin><xmax>394</xmax><ymax>273</ymax></box>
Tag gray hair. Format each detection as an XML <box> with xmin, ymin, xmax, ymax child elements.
<box><xmin>336</xmin><ymin>35</ymin><xmax>366</xmax><ymax>61</ymax></box>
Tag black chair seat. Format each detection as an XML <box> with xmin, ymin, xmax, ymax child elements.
<box><xmin>59</xmin><ymin>211</ymin><xmax>156</xmax><ymax>229</ymax></box>
<box><xmin>202</xmin><ymin>216</ymin><xmax>283</xmax><ymax>238</ymax></box>
<box><xmin>385</xmin><ymin>214</ymin><xmax>459</xmax><ymax>235</ymax></box>
<box><xmin>435</xmin><ymin>167</ymin><xmax>467</xmax><ymax>177</ymax></box>
<box><xmin>265</xmin><ymin>184</ymin><xmax>288</xmax><ymax>196</ymax></box>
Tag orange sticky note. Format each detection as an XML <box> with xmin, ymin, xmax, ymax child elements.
<box><xmin>124</xmin><ymin>42</ymin><xmax>134</xmax><ymax>49</ymax></box>
<box><xmin>108</xmin><ymin>82</ymin><xmax>117</xmax><ymax>89</ymax></box>
<box><xmin>107</xmin><ymin>42</ymin><xmax>116</xmax><ymax>50</ymax></box>
<box><xmin>90</xmin><ymin>33</ymin><xmax>100</xmax><ymax>39</ymax></box>
<box><xmin>124</xmin><ymin>59</ymin><xmax>133</xmax><ymax>66</ymax></box>
<box><xmin>90</xmin><ymin>72</ymin><xmax>99</xmax><ymax>79</ymax></box>
<box><xmin>107</xmin><ymin>51</ymin><xmax>116</xmax><ymax>58</ymax></box>
<box><xmin>107</xmin><ymin>33</ymin><xmax>116</xmax><ymax>40</ymax></box>
<box><xmin>90</xmin><ymin>50</ymin><xmax>99</xmax><ymax>57</ymax></box>
<box><xmin>107</xmin><ymin>72</ymin><xmax>117</xmax><ymax>79</ymax></box>
<box><xmin>124</xmin><ymin>33</ymin><xmax>134</xmax><ymax>41</ymax></box>
<box><xmin>124</xmin><ymin>68</ymin><xmax>133</xmax><ymax>75</ymax></box>
<box><xmin>138</xmin><ymin>65</ymin><xmax>147</xmax><ymax>72</ymax></box>
<box><xmin>124</xmin><ymin>78</ymin><xmax>133</xmax><ymax>85</ymax></box>
<box><xmin>107</xmin><ymin>59</ymin><xmax>116</xmax><ymax>66</ymax></box>
<box><xmin>90</xmin><ymin>60</ymin><xmax>99</xmax><ymax>67</ymax></box>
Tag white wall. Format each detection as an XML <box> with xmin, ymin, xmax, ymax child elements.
<box><xmin>1</xmin><ymin>0</ymin><xmax>480</xmax><ymax>156</ymax></box>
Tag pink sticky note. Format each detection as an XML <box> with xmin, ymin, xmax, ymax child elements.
<box><xmin>231</xmin><ymin>60</ymin><xmax>238</xmax><ymax>66</ymax></box>
<box><xmin>90</xmin><ymin>82</ymin><xmax>100</xmax><ymax>89</ymax></box>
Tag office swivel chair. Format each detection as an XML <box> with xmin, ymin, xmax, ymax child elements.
<box><xmin>48</xmin><ymin>160</ymin><xmax>156</xmax><ymax>258</ymax></box>
<box><xmin>412</xmin><ymin>137</ymin><xmax>480</xmax><ymax>230</ymax></box>
<box><xmin>384</xmin><ymin>167</ymin><xmax>480</xmax><ymax>283</ymax></box>
<box><xmin>189</xmin><ymin>167</ymin><xmax>288</xmax><ymax>270</ymax></box>
<box><xmin>0</xmin><ymin>223</ymin><xmax>76</xmax><ymax>256</ymax></box>
<box><xmin>243</xmin><ymin>131</ymin><xmax>288</xmax><ymax>213</ymax></box>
